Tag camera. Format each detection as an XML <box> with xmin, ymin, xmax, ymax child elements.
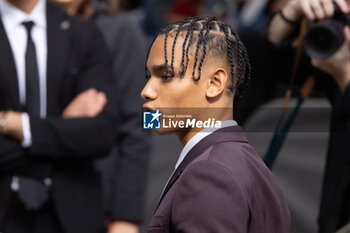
<box><xmin>304</xmin><ymin>4</ymin><xmax>350</xmax><ymax>59</ymax></box>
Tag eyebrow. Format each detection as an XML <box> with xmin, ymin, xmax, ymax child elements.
<box><xmin>151</xmin><ymin>64</ymin><xmax>172</xmax><ymax>73</ymax></box>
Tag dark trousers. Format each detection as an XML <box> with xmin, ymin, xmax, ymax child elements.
<box><xmin>2</xmin><ymin>192</ymin><xmax>63</xmax><ymax>233</ymax></box>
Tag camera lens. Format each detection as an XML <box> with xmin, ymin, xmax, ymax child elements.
<box><xmin>304</xmin><ymin>20</ymin><xmax>345</xmax><ymax>59</ymax></box>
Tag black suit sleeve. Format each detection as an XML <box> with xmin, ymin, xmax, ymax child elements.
<box><xmin>28</xmin><ymin>117</ymin><xmax>115</xmax><ymax>159</ymax></box>
<box><xmin>0</xmin><ymin>136</ymin><xmax>28</xmax><ymax>172</ymax></box>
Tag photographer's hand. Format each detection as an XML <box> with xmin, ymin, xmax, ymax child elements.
<box><xmin>298</xmin><ymin>0</ymin><xmax>348</xmax><ymax>20</ymax></box>
<box><xmin>311</xmin><ymin>26</ymin><xmax>350</xmax><ymax>93</ymax></box>
<box><xmin>268</xmin><ymin>0</ymin><xmax>349</xmax><ymax>44</ymax></box>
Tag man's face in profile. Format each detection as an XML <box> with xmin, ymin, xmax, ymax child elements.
<box><xmin>141</xmin><ymin>30</ymin><xmax>235</xmax><ymax>135</ymax></box>
<box><xmin>141</xmin><ymin>35</ymin><xmax>210</xmax><ymax>132</ymax></box>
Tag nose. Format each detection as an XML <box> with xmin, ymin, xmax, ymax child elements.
<box><xmin>141</xmin><ymin>79</ymin><xmax>157</xmax><ymax>101</ymax></box>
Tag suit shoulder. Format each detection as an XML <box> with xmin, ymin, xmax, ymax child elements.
<box><xmin>180</xmin><ymin>158</ymin><xmax>249</xmax><ymax>196</ymax></box>
<box><xmin>176</xmin><ymin>142</ymin><xmax>290</xmax><ymax>232</ymax></box>
<box><xmin>70</xmin><ymin>17</ymin><xmax>102</xmax><ymax>38</ymax></box>
<box><xmin>94</xmin><ymin>12</ymin><xmax>146</xmax><ymax>49</ymax></box>
<box><xmin>47</xmin><ymin>3</ymin><xmax>102</xmax><ymax>38</ymax></box>
<box><xmin>191</xmin><ymin>141</ymin><xmax>279</xmax><ymax>192</ymax></box>
<box><xmin>96</xmin><ymin>11</ymin><xmax>140</xmax><ymax>32</ymax></box>
<box><xmin>206</xmin><ymin>141</ymin><xmax>263</xmax><ymax>173</ymax></box>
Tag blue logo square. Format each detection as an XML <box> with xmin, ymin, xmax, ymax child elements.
<box><xmin>143</xmin><ymin>110</ymin><xmax>161</xmax><ymax>129</ymax></box>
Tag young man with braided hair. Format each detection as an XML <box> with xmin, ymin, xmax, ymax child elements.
<box><xmin>141</xmin><ymin>16</ymin><xmax>290</xmax><ymax>233</ymax></box>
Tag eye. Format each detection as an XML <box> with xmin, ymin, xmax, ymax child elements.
<box><xmin>161</xmin><ymin>73</ymin><xmax>173</xmax><ymax>80</ymax></box>
<box><xmin>145</xmin><ymin>70</ymin><xmax>151</xmax><ymax>80</ymax></box>
<box><xmin>161</xmin><ymin>70</ymin><xmax>174</xmax><ymax>80</ymax></box>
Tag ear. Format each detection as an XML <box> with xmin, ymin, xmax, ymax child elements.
<box><xmin>205</xmin><ymin>68</ymin><xmax>228</xmax><ymax>99</ymax></box>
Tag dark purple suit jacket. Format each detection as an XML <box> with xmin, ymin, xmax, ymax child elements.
<box><xmin>148</xmin><ymin>126</ymin><xmax>290</xmax><ymax>233</ymax></box>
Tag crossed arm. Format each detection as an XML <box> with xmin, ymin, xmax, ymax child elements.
<box><xmin>0</xmin><ymin>24</ymin><xmax>118</xmax><ymax>172</ymax></box>
<box><xmin>0</xmin><ymin>88</ymin><xmax>106</xmax><ymax>140</ymax></box>
<box><xmin>0</xmin><ymin>86</ymin><xmax>116</xmax><ymax>172</ymax></box>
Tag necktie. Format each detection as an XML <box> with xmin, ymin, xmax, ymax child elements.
<box><xmin>22</xmin><ymin>21</ymin><xmax>40</xmax><ymax>117</ymax></box>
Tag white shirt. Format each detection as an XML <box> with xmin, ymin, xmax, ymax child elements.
<box><xmin>0</xmin><ymin>0</ymin><xmax>47</xmax><ymax>147</ymax></box>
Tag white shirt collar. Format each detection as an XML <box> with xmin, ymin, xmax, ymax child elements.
<box><xmin>175</xmin><ymin>120</ymin><xmax>238</xmax><ymax>170</ymax></box>
<box><xmin>0</xmin><ymin>0</ymin><xmax>47</xmax><ymax>31</ymax></box>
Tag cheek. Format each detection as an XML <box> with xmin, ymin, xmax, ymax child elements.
<box><xmin>157</xmin><ymin>77</ymin><xmax>204</xmax><ymax>109</ymax></box>
<box><xmin>164</xmin><ymin>85</ymin><xmax>189</xmax><ymax>106</ymax></box>
<box><xmin>174</xmin><ymin>80</ymin><xmax>203</xmax><ymax>106</ymax></box>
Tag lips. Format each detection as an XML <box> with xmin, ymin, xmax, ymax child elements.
<box><xmin>142</xmin><ymin>104</ymin><xmax>156</xmax><ymax>112</ymax></box>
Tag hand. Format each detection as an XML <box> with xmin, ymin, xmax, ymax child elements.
<box><xmin>0</xmin><ymin>111</ymin><xmax>23</xmax><ymax>140</ymax></box>
<box><xmin>62</xmin><ymin>88</ymin><xmax>107</xmax><ymax>118</ymax></box>
<box><xmin>311</xmin><ymin>26</ymin><xmax>350</xmax><ymax>93</ymax></box>
<box><xmin>285</xmin><ymin>0</ymin><xmax>349</xmax><ymax>21</ymax></box>
<box><xmin>299</xmin><ymin>0</ymin><xmax>349</xmax><ymax>20</ymax></box>
<box><xmin>268</xmin><ymin>0</ymin><xmax>349</xmax><ymax>46</ymax></box>
<box><xmin>108</xmin><ymin>221</ymin><xmax>139</xmax><ymax>233</ymax></box>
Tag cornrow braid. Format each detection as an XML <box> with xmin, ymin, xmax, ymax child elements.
<box><xmin>238</xmin><ymin>43</ymin><xmax>252</xmax><ymax>97</ymax></box>
<box><xmin>170</xmin><ymin>20</ymin><xmax>189</xmax><ymax>77</ymax></box>
<box><xmin>179</xmin><ymin>20</ymin><xmax>195</xmax><ymax>77</ymax></box>
<box><xmin>183</xmin><ymin>19</ymin><xmax>197</xmax><ymax>77</ymax></box>
<box><xmin>191</xmin><ymin>21</ymin><xmax>206</xmax><ymax>81</ymax></box>
<box><xmin>221</xmin><ymin>23</ymin><xmax>235</xmax><ymax>91</ymax></box>
<box><xmin>236</xmin><ymin>36</ymin><xmax>245</xmax><ymax>92</ymax></box>
<box><xmin>163</xmin><ymin>27</ymin><xmax>171</xmax><ymax>76</ymax></box>
<box><xmin>226</xmin><ymin>26</ymin><xmax>251</xmax><ymax>97</ymax></box>
<box><xmin>155</xmin><ymin>16</ymin><xmax>251</xmax><ymax>97</ymax></box>
<box><xmin>196</xmin><ymin>17</ymin><xmax>216</xmax><ymax>81</ymax></box>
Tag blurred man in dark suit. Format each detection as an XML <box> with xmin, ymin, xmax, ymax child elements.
<box><xmin>0</xmin><ymin>0</ymin><xmax>116</xmax><ymax>232</ymax></box>
<box><xmin>51</xmin><ymin>0</ymin><xmax>151</xmax><ymax>232</ymax></box>
<box><xmin>141</xmin><ymin>16</ymin><xmax>290</xmax><ymax>233</ymax></box>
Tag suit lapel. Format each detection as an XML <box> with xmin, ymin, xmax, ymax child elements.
<box><xmin>46</xmin><ymin>4</ymin><xmax>70</xmax><ymax>115</ymax></box>
<box><xmin>156</xmin><ymin>126</ymin><xmax>248</xmax><ymax>210</ymax></box>
<box><xmin>0</xmin><ymin>18</ymin><xmax>20</xmax><ymax>109</ymax></box>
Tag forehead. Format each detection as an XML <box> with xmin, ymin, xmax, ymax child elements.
<box><xmin>147</xmin><ymin>35</ymin><xmax>187</xmax><ymax>68</ymax></box>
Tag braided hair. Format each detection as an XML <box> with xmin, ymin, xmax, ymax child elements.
<box><xmin>154</xmin><ymin>16</ymin><xmax>251</xmax><ymax>98</ymax></box>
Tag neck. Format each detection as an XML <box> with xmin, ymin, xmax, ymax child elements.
<box><xmin>7</xmin><ymin>0</ymin><xmax>39</xmax><ymax>14</ymax></box>
<box><xmin>176</xmin><ymin>110</ymin><xmax>233</xmax><ymax>147</ymax></box>
<box><xmin>177</xmin><ymin>130</ymin><xmax>197</xmax><ymax>147</ymax></box>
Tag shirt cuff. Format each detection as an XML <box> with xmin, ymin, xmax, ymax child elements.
<box><xmin>21</xmin><ymin>113</ymin><xmax>32</xmax><ymax>148</ymax></box>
